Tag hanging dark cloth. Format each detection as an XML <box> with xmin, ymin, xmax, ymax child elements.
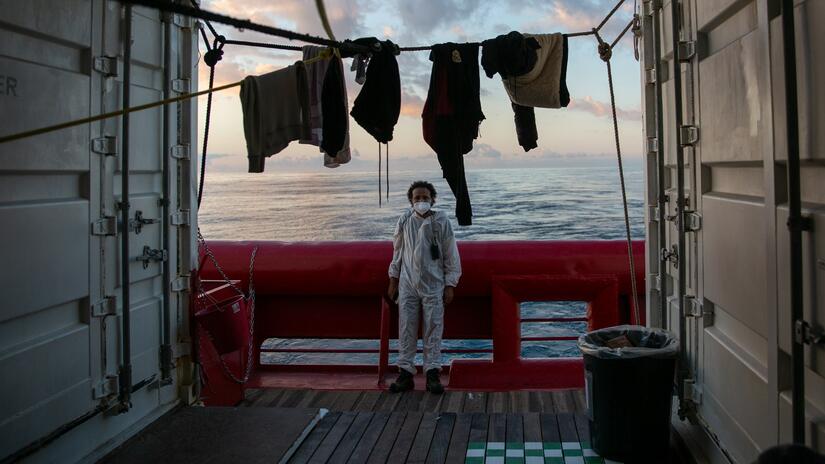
<box><xmin>320</xmin><ymin>54</ymin><xmax>348</xmax><ymax>157</ymax></box>
<box><xmin>423</xmin><ymin>43</ymin><xmax>485</xmax><ymax>226</ymax></box>
<box><xmin>348</xmin><ymin>38</ymin><xmax>401</xmax><ymax>144</ymax></box>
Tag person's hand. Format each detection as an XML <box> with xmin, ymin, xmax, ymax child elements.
<box><xmin>387</xmin><ymin>278</ymin><xmax>399</xmax><ymax>301</ymax></box>
<box><xmin>443</xmin><ymin>286</ymin><xmax>455</xmax><ymax>305</ymax></box>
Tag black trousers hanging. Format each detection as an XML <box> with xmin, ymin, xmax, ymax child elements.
<box><xmin>422</xmin><ymin>43</ymin><xmax>484</xmax><ymax>226</ymax></box>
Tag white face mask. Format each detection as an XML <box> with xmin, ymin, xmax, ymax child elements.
<box><xmin>413</xmin><ymin>201</ymin><xmax>432</xmax><ymax>215</ymax></box>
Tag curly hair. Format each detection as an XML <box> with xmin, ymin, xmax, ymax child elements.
<box><xmin>406</xmin><ymin>180</ymin><xmax>437</xmax><ymax>203</ymax></box>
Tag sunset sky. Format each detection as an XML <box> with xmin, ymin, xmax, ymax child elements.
<box><xmin>196</xmin><ymin>0</ymin><xmax>643</xmax><ymax>172</ymax></box>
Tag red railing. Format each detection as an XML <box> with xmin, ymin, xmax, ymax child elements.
<box><xmin>196</xmin><ymin>240</ymin><xmax>644</xmax><ymax>405</ymax></box>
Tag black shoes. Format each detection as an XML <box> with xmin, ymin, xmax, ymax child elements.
<box><xmin>425</xmin><ymin>368</ymin><xmax>444</xmax><ymax>395</ymax></box>
<box><xmin>389</xmin><ymin>369</ymin><xmax>414</xmax><ymax>393</ymax></box>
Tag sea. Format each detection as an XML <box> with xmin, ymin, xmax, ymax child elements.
<box><xmin>199</xmin><ymin>159</ymin><xmax>645</xmax><ymax>365</ymax></box>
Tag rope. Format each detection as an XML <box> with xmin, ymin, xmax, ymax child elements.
<box><xmin>378</xmin><ymin>142</ymin><xmax>382</xmax><ymax>207</ymax></box>
<box><xmin>598</xmin><ymin>35</ymin><xmax>641</xmax><ymax>325</ymax></box>
<box><xmin>315</xmin><ymin>0</ymin><xmax>337</xmax><ymax>41</ymax></box>
<box><xmin>0</xmin><ymin>80</ymin><xmax>241</xmax><ymax>145</ymax></box>
<box><xmin>197</xmin><ymin>49</ymin><xmax>218</xmax><ymax>208</ymax></box>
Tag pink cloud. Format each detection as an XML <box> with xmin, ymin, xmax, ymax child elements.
<box><xmin>568</xmin><ymin>96</ymin><xmax>641</xmax><ymax>121</ymax></box>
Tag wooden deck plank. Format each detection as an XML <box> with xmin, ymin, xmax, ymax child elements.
<box><xmin>444</xmin><ymin>413</ymin><xmax>472</xmax><ymax>464</ymax></box>
<box><xmin>407</xmin><ymin>412</ymin><xmax>439</xmax><ymax>464</ymax></box>
<box><xmin>556</xmin><ymin>413</ymin><xmax>578</xmax><ymax>443</ymax></box>
<box><xmin>573</xmin><ymin>413</ymin><xmax>591</xmax><ymax>443</ymax></box>
<box><xmin>373</xmin><ymin>391</ymin><xmax>402</xmax><ymax>412</ymax></box>
<box><xmin>509</xmin><ymin>391</ymin><xmax>530</xmax><ymax>413</ymax></box>
<box><xmin>365</xmin><ymin>412</ymin><xmax>406</xmax><ymax>464</ymax></box>
<box><xmin>440</xmin><ymin>391</ymin><xmax>464</xmax><ymax>413</ymax></box>
<box><xmin>308</xmin><ymin>411</ymin><xmax>357</xmax><ymax>463</ymax></box>
<box><xmin>263</xmin><ymin>389</ymin><xmax>289</xmax><ymax>407</ymax></box>
<box><xmin>550</xmin><ymin>390</ymin><xmax>575</xmax><ymax>413</ymax></box>
<box><xmin>287</xmin><ymin>411</ymin><xmax>341</xmax><ymax>464</ymax></box>
<box><xmin>327</xmin><ymin>412</ymin><xmax>374</xmax><ymax>464</ymax></box>
<box><xmin>425</xmin><ymin>413</ymin><xmax>456</xmax><ymax>464</ymax></box>
<box><xmin>468</xmin><ymin>412</ymin><xmax>489</xmax><ymax>443</ymax></box>
<box><xmin>572</xmin><ymin>389</ymin><xmax>586</xmax><ymax>411</ymax></box>
<box><xmin>310</xmin><ymin>391</ymin><xmax>340</xmax><ymax>409</ymax></box>
<box><xmin>386</xmin><ymin>412</ymin><xmax>424</xmax><ymax>463</ymax></box>
<box><xmin>505</xmin><ymin>413</ymin><xmax>524</xmax><ymax>445</ymax></box>
<box><xmin>398</xmin><ymin>391</ymin><xmax>425</xmax><ymax>412</ymax></box>
<box><xmin>487</xmin><ymin>392</ymin><xmax>507</xmax><ymax>413</ymax></box>
<box><xmin>331</xmin><ymin>391</ymin><xmax>362</xmax><ymax>411</ymax></box>
<box><xmin>280</xmin><ymin>389</ymin><xmax>308</xmax><ymax>408</ymax></box>
<box><xmin>347</xmin><ymin>412</ymin><xmax>391</xmax><ymax>464</ymax></box>
<box><xmin>527</xmin><ymin>392</ymin><xmax>544</xmax><ymax>413</ymax></box>
<box><xmin>540</xmin><ymin>391</ymin><xmax>556</xmax><ymax>413</ymax></box>
<box><xmin>522</xmin><ymin>413</ymin><xmax>542</xmax><ymax>442</ymax></box>
<box><xmin>487</xmin><ymin>413</ymin><xmax>506</xmax><ymax>442</ymax></box>
<box><xmin>241</xmin><ymin>388</ymin><xmax>265</xmax><ymax>406</ymax></box>
<box><xmin>354</xmin><ymin>391</ymin><xmax>381</xmax><ymax>411</ymax></box>
<box><xmin>462</xmin><ymin>392</ymin><xmax>486</xmax><ymax>413</ymax></box>
<box><xmin>421</xmin><ymin>392</ymin><xmax>444</xmax><ymax>412</ymax></box>
<box><xmin>297</xmin><ymin>390</ymin><xmax>320</xmax><ymax>409</ymax></box>
<box><xmin>539</xmin><ymin>414</ymin><xmax>560</xmax><ymax>443</ymax></box>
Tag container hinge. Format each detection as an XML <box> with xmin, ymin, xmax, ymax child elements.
<box><xmin>794</xmin><ymin>320</ymin><xmax>824</xmax><ymax>346</ymax></box>
<box><xmin>171</xmin><ymin>209</ymin><xmax>190</xmax><ymax>227</ymax></box>
<box><xmin>172</xmin><ymin>13</ymin><xmax>193</xmax><ymax>28</ymax></box>
<box><xmin>647</xmin><ymin>136</ymin><xmax>658</xmax><ymax>155</ymax></box>
<box><xmin>645</xmin><ymin>68</ymin><xmax>657</xmax><ymax>85</ymax></box>
<box><xmin>129</xmin><ymin>210</ymin><xmax>159</xmax><ymax>235</ymax></box>
<box><xmin>661</xmin><ymin>245</ymin><xmax>679</xmax><ymax>268</ymax></box>
<box><xmin>171</xmin><ymin>276</ymin><xmax>190</xmax><ymax>292</ymax></box>
<box><xmin>171</xmin><ymin>78</ymin><xmax>191</xmax><ymax>94</ymax></box>
<box><xmin>683</xmin><ymin>378</ymin><xmax>702</xmax><ymax>405</ymax></box>
<box><xmin>684</xmin><ymin>211</ymin><xmax>702</xmax><ymax>232</ymax></box>
<box><xmin>94</xmin><ymin>375</ymin><xmax>119</xmax><ymax>399</ymax></box>
<box><xmin>92</xmin><ymin>216</ymin><xmax>118</xmax><ymax>236</ymax></box>
<box><xmin>92</xmin><ymin>136</ymin><xmax>118</xmax><ymax>156</ymax></box>
<box><xmin>649</xmin><ymin>273</ymin><xmax>661</xmax><ymax>291</ymax></box>
<box><xmin>685</xmin><ymin>295</ymin><xmax>713</xmax><ymax>325</ymax></box>
<box><xmin>91</xmin><ymin>296</ymin><xmax>118</xmax><ymax>317</ymax></box>
<box><xmin>680</xmin><ymin>125</ymin><xmax>699</xmax><ymax>146</ymax></box>
<box><xmin>93</xmin><ymin>56</ymin><xmax>118</xmax><ymax>77</ymax></box>
<box><xmin>648</xmin><ymin>206</ymin><xmax>659</xmax><ymax>221</ymax></box>
<box><xmin>678</xmin><ymin>40</ymin><xmax>696</xmax><ymax>62</ymax></box>
<box><xmin>171</xmin><ymin>144</ymin><xmax>191</xmax><ymax>161</ymax></box>
<box><xmin>136</xmin><ymin>246</ymin><xmax>168</xmax><ymax>269</ymax></box>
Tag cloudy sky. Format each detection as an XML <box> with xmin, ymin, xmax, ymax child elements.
<box><xmin>196</xmin><ymin>0</ymin><xmax>642</xmax><ymax>172</ymax></box>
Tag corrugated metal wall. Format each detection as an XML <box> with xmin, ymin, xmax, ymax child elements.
<box><xmin>0</xmin><ymin>1</ymin><xmax>198</xmax><ymax>461</ymax></box>
<box><xmin>642</xmin><ymin>0</ymin><xmax>825</xmax><ymax>462</ymax></box>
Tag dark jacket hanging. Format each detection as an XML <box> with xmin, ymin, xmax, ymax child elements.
<box><xmin>422</xmin><ymin>43</ymin><xmax>485</xmax><ymax>226</ymax></box>
<box><xmin>349</xmin><ymin>38</ymin><xmax>401</xmax><ymax>143</ymax></box>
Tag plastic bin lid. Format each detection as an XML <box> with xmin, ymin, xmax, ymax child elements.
<box><xmin>578</xmin><ymin>324</ymin><xmax>679</xmax><ymax>359</ymax></box>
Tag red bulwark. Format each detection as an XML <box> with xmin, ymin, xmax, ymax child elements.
<box><xmin>196</xmin><ymin>241</ymin><xmax>645</xmax><ymax>404</ymax></box>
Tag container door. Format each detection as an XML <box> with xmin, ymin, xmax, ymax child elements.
<box><xmin>0</xmin><ymin>0</ymin><xmax>103</xmax><ymax>457</ymax></box>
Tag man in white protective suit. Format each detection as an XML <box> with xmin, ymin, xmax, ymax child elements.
<box><xmin>387</xmin><ymin>181</ymin><xmax>461</xmax><ymax>394</ymax></box>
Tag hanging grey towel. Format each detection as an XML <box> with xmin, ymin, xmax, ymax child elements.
<box><xmin>240</xmin><ymin>61</ymin><xmax>311</xmax><ymax>173</ymax></box>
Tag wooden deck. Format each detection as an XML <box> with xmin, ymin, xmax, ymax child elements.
<box><xmin>243</xmin><ymin>389</ymin><xmax>690</xmax><ymax>463</ymax></box>
<box><xmin>242</xmin><ymin>389</ymin><xmax>587</xmax><ymax>414</ymax></box>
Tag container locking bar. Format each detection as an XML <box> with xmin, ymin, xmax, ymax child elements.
<box><xmin>136</xmin><ymin>246</ymin><xmax>168</xmax><ymax>269</ymax></box>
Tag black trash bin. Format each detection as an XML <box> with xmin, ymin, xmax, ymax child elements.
<box><xmin>578</xmin><ymin>325</ymin><xmax>678</xmax><ymax>463</ymax></box>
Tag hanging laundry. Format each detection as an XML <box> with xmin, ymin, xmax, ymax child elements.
<box><xmin>299</xmin><ymin>46</ymin><xmax>351</xmax><ymax>168</ymax></box>
<box><xmin>240</xmin><ymin>62</ymin><xmax>310</xmax><ymax>173</ymax></box>
<box><xmin>481</xmin><ymin>32</ymin><xmax>570</xmax><ymax>152</ymax></box>
<box><xmin>422</xmin><ymin>43</ymin><xmax>485</xmax><ymax>227</ymax></box>
<box><xmin>348</xmin><ymin>38</ymin><xmax>401</xmax><ymax>144</ymax></box>
<box><xmin>502</xmin><ymin>33</ymin><xmax>570</xmax><ymax>109</ymax></box>
<box><xmin>482</xmin><ymin>31</ymin><xmax>541</xmax><ymax>151</ymax></box>
<box><xmin>350</xmin><ymin>53</ymin><xmax>369</xmax><ymax>85</ymax></box>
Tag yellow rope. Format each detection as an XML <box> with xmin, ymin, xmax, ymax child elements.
<box><xmin>314</xmin><ymin>0</ymin><xmax>337</xmax><ymax>41</ymax></box>
<box><xmin>0</xmin><ymin>80</ymin><xmax>241</xmax><ymax>145</ymax></box>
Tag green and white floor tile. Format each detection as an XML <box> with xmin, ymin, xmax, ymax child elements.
<box><xmin>465</xmin><ymin>441</ymin><xmax>622</xmax><ymax>464</ymax></box>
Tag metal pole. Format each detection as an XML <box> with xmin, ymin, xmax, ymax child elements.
<box><xmin>652</xmin><ymin>2</ymin><xmax>667</xmax><ymax>328</ymax></box>
<box><xmin>118</xmin><ymin>3</ymin><xmax>134</xmax><ymax>412</ymax></box>
<box><xmin>781</xmin><ymin>0</ymin><xmax>805</xmax><ymax>445</ymax></box>
<box><xmin>669</xmin><ymin>0</ymin><xmax>688</xmax><ymax>408</ymax></box>
<box><xmin>160</xmin><ymin>2</ymin><xmax>173</xmax><ymax>384</ymax></box>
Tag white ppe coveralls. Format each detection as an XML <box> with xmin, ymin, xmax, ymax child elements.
<box><xmin>388</xmin><ymin>209</ymin><xmax>461</xmax><ymax>374</ymax></box>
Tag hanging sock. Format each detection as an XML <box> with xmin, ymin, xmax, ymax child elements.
<box><xmin>422</xmin><ymin>43</ymin><xmax>485</xmax><ymax>226</ymax></box>
<box><xmin>240</xmin><ymin>62</ymin><xmax>311</xmax><ymax>173</ymax></box>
